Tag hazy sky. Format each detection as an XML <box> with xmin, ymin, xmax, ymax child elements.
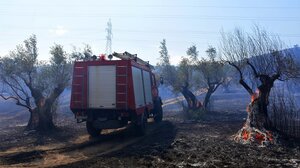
<box><xmin>0</xmin><ymin>0</ymin><xmax>299</xmax><ymax>65</ymax></box>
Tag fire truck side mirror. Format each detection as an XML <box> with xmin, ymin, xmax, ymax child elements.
<box><xmin>160</xmin><ymin>76</ymin><xmax>164</xmax><ymax>85</ymax></box>
<box><xmin>108</xmin><ymin>54</ymin><xmax>113</xmax><ymax>60</ymax></box>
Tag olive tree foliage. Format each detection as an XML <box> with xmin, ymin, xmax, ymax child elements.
<box><xmin>179</xmin><ymin>46</ymin><xmax>201</xmax><ymax>110</ymax></box>
<box><xmin>177</xmin><ymin>57</ymin><xmax>193</xmax><ymax>88</ymax></box>
<box><xmin>185</xmin><ymin>45</ymin><xmax>227</xmax><ymax>110</ymax></box>
<box><xmin>220</xmin><ymin>25</ymin><xmax>300</xmax><ymax>130</ymax></box>
<box><xmin>186</xmin><ymin>45</ymin><xmax>199</xmax><ymax>62</ymax></box>
<box><xmin>159</xmin><ymin>39</ymin><xmax>170</xmax><ymax>66</ymax></box>
<box><xmin>170</xmin><ymin>45</ymin><xmax>203</xmax><ymax>111</ymax></box>
<box><xmin>0</xmin><ymin>35</ymin><xmax>71</xmax><ymax>131</ymax></box>
<box><xmin>196</xmin><ymin>46</ymin><xmax>226</xmax><ymax>109</ymax></box>
<box><xmin>157</xmin><ymin>39</ymin><xmax>177</xmax><ymax>86</ymax></box>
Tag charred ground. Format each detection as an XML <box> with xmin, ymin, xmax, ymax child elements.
<box><xmin>0</xmin><ymin>90</ymin><xmax>299</xmax><ymax>168</ymax></box>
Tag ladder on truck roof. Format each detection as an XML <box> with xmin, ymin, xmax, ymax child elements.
<box><xmin>112</xmin><ymin>51</ymin><xmax>154</xmax><ymax>69</ymax></box>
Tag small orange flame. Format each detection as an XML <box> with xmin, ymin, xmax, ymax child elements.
<box><xmin>247</xmin><ymin>91</ymin><xmax>259</xmax><ymax>112</ymax></box>
<box><xmin>266</xmin><ymin>131</ymin><xmax>273</xmax><ymax>141</ymax></box>
<box><xmin>251</xmin><ymin>95</ymin><xmax>256</xmax><ymax>103</ymax></box>
<box><xmin>242</xmin><ymin>130</ymin><xmax>249</xmax><ymax>140</ymax></box>
<box><xmin>251</xmin><ymin>89</ymin><xmax>260</xmax><ymax>103</ymax></box>
<box><xmin>255</xmin><ymin>133</ymin><xmax>265</xmax><ymax>144</ymax></box>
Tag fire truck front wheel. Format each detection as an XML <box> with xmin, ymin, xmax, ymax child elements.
<box><xmin>86</xmin><ymin>121</ymin><xmax>101</xmax><ymax>137</ymax></box>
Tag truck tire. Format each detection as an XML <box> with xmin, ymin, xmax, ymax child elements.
<box><xmin>135</xmin><ymin>112</ymin><xmax>147</xmax><ymax>136</ymax></box>
<box><xmin>154</xmin><ymin>98</ymin><xmax>163</xmax><ymax>123</ymax></box>
<box><xmin>86</xmin><ymin>121</ymin><xmax>101</xmax><ymax>137</ymax></box>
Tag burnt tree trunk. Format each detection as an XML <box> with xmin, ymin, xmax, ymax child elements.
<box><xmin>26</xmin><ymin>109</ymin><xmax>39</xmax><ymax>130</ymax></box>
<box><xmin>37</xmin><ymin>99</ymin><xmax>55</xmax><ymax>131</ymax></box>
<box><xmin>26</xmin><ymin>86</ymin><xmax>64</xmax><ymax>131</ymax></box>
<box><xmin>242</xmin><ymin>74</ymin><xmax>279</xmax><ymax>130</ymax></box>
<box><xmin>254</xmin><ymin>74</ymin><xmax>278</xmax><ymax>129</ymax></box>
<box><xmin>228</xmin><ymin>61</ymin><xmax>279</xmax><ymax>145</ymax></box>
<box><xmin>203</xmin><ymin>87</ymin><xmax>213</xmax><ymax>109</ymax></box>
<box><xmin>26</xmin><ymin>98</ymin><xmax>55</xmax><ymax>131</ymax></box>
<box><xmin>203</xmin><ymin>83</ymin><xmax>221</xmax><ymax>109</ymax></box>
<box><xmin>234</xmin><ymin>77</ymin><xmax>277</xmax><ymax>145</ymax></box>
<box><xmin>181</xmin><ymin>84</ymin><xmax>200</xmax><ymax>110</ymax></box>
<box><xmin>248</xmin><ymin>96</ymin><xmax>268</xmax><ymax>130</ymax></box>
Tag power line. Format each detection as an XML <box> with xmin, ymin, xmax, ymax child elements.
<box><xmin>0</xmin><ymin>12</ymin><xmax>300</xmax><ymax>21</ymax></box>
<box><xmin>0</xmin><ymin>35</ymin><xmax>217</xmax><ymax>44</ymax></box>
<box><xmin>1</xmin><ymin>35</ymin><xmax>298</xmax><ymax>45</ymax></box>
<box><xmin>1</xmin><ymin>27</ymin><xmax>300</xmax><ymax>38</ymax></box>
<box><xmin>0</xmin><ymin>4</ymin><xmax>299</xmax><ymax>9</ymax></box>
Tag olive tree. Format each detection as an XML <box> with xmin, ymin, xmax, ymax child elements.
<box><xmin>177</xmin><ymin>56</ymin><xmax>200</xmax><ymax>110</ymax></box>
<box><xmin>0</xmin><ymin>35</ymin><xmax>71</xmax><ymax>131</ymax></box>
<box><xmin>157</xmin><ymin>40</ymin><xmax>200</xmax><ymax>110</ymax></box>
<box><xmin>157</xmin><ymin>39</ymin><xmax>177</xmax><ymax>86</ymax></box>
<box><xmin>220</xmin><ymin>25</ymin><xmax>300</xmax><ymax>132</ymax></box>
<box><xmin>197</xmin><ymin>46</ymin><xmax>226</xmax><ymax>109</ymax></box>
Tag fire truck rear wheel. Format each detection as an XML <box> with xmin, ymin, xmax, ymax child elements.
<box><xmin>154</xmin><ymin>99</ymin><xmax>163</xmax><ymax>123</ymax></box>
<box><xmin>136</xmin><ymin>112</ymin><xmax>147</xmax><ymax>136</ymax></box>
<box><xmin>86</xmin><ymin>121</ymin><xmax>101</xmax><ymax>137</ymax></box>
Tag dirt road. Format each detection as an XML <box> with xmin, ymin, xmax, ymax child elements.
<box><xmin>0</xmin><ymin>119</ymin><xmax>176</xmax><ymax>168</ymax></box>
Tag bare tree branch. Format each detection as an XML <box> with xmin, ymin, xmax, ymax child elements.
<box><xmin>2</xmin><ymin>78</ymin><xmax>28</xmax><ymax>103</ymax></box>
<box><xmin>239</xmin><ymin>79</ymin><xmax>254</xmax><ymax>95</ymax></box>
<box><xmin>0</xmin><ymin>94</ymin><xmax>32</xmax><ymax>111</ymax></box>
<box><xmin>212</xmin><ymin>82</ymin><xmax>222</xmax><ymax>93</ymax></box>
<box><xmin>227</xmin><ymin>61</ymin><xmax>243</xmax><ymax>80</ymax></box>
<box><xmin>246</xmin><ymin>60</ymin><xmax>259</xmax><ymax>77</ymax></box>
<box><xmin>271</xmin><ymin>73</ymin><xmax>280</xmax><ymax>82</ymax></box>
<box><xmin>9</xmin><ymin>75</ymin><xmax>30</xmax><ymax>97</ymax></box>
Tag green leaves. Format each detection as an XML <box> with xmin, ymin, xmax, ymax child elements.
<box><xmin>158</xmin><ymin>39</ymin><xmax>170</xmax><ymax>66</ymax></box>
<box><xmin>0</xmin><ymin>35</ymin><xmax>71</xmax><ymax>106</ymax></box>
<box><xmin>50</xmin><ymin>44</ymin><xmax>66</xmax><ymax>65</ymax></box>
<box><xmin>187</xmin><ymin>45</ymin><xmax>199</xmax><ymax>62</ymax></box>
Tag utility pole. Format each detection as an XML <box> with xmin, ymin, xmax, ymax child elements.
<box><xmin>105</xmin><ymin>19</ymin><xmax>112</xmax><ymax>59</ymax></box>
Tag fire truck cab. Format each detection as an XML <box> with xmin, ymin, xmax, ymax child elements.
<box><xmin>70</xmin><ymin>52</ymin><xmax>163</xmax><ymax>137</ymax></box>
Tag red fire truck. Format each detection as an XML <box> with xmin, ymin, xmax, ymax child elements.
<box><xmin>70</xmin><ymin>52</ymin><xmax>163</xmax><ymax>137</ymax></box>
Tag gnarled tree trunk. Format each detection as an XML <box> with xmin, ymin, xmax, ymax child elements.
<box><xmin>181</xmin><ymin>84</ymin><xmax>201</xmax><ymax>110</ymax></box>
<box><xmin>26</xmin><ymin>85</ymin><xmax>64</xmax><ymax>131</ymax></box>
<box><xmin>248</xmin><ymin>91</ymin><xmax>269</xmax><ymax>130</ymax></box>
<box><xmin>254</xmin><ymin>74</ymin><xmax>278</xmax><ymax>129</ymax></box>
<box><xmin>26</xmin><ymin>109</ymin><xmax>39</xmax><ymax>130</ymax></box>
<box><xmin>26</xmin><ymin>98</ymin><xmax>55</xmax><ymax>131</ymax></box>
<box><xmin>203</xmin><ymin>87</ymin><xmax>213</xmax><ymax>109</ymax></box>
<box><xmin>37</xmin><ymin>100</ymin><xmax>55</xmax><ymax>131</ymax></box>
<box><xmin>234</xmin><ymin>75</ymin><xmax>278</xmax><ymax>145</ymax></box>
<box><xmin>203</xmin><ymin>83</ymin><xmax>222</xmax><ymax>110</ymax></box>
